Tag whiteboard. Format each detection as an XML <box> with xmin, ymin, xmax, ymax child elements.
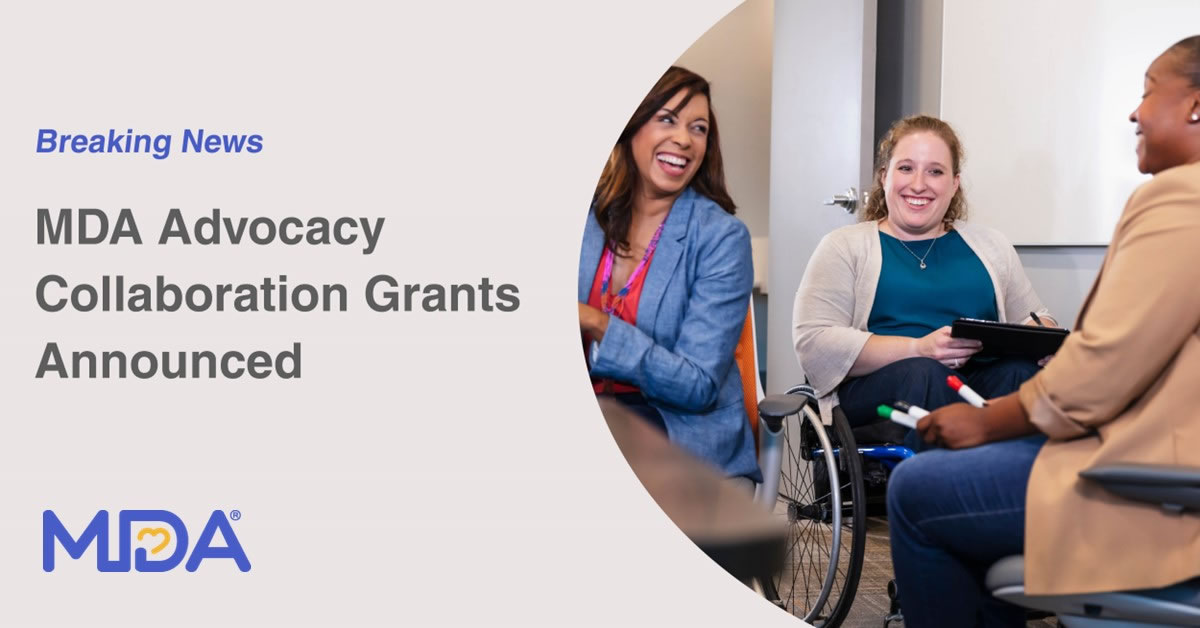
<box><xmin>940</xmin><ymin>0</ymin><xmax>1200</xmax><ymax>245</ymax></box>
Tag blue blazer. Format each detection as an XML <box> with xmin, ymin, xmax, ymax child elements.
<box><xmin>579</xmin><ymin>187</ymin><xmax>760</xmax><ymax>480</ymax></box>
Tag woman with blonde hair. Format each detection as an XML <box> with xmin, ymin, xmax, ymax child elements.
<box><xmin>793</xmin><ymin>115</ymin><xmax>1055</xmax><ymax>442</ymax></box>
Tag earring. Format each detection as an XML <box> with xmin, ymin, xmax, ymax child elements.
<box><xmin>1193</xmin><ymin>113</ymin><xmax>1200</xmax><ymax>122</ymax></box>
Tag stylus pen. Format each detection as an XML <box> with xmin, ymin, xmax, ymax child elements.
<box><xmin>947</xmin><ymin>375</ymin><xmax>987</xmax><ymax>408</ymax></box>
<box><xmin>892</xmin><ymin>400</ymin><xmax>930</xmax><ymax>419</ymax></box>
<box><xmin>1030</xmin><ymin>311</ymin><xmax>1045</xmax><ymax>327</ymax></box>
<box><xmin>877</xmin><ymin>405</ymin><xmax>918</xmax><ymax>429</ymax></box>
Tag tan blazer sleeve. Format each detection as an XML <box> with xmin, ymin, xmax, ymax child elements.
<box><xmin>1019</xmin><ymin>170</ymin><xmax>1200</xmax><ymax>439</ymax></box>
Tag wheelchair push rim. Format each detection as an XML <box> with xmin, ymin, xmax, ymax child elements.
<box><xmin>765</xmin><ymin>387</ymin><xmax>866</xmax><ymax>627</ymax></box>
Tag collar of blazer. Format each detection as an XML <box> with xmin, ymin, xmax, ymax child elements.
<box><xmin>579</xmin><ymin>186</ymin><xmax>697</xmax><ymax>306</ymax></box>
<box><xmin>634</xmin><ymin>189</ymin><xmax>694</xmax><ymax>334</ymax></box>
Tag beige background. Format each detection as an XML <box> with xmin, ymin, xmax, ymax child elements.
<box><xmin>0</xmin><ymin>1</ymin><xmax>799</xmax><ymax>625</ymax></box>
<box><xmin>676</xmin><ymin>0</ymin><xmax>773</xmax><ymax>240</ymax></box>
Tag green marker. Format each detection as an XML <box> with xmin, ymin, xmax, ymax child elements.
<box><xmin>877</xmin><ymin>404</ymin><xmax>918</xmax><ymax>429</ymax></box>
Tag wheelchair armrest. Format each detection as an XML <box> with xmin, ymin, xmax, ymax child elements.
<box><xmin>1080</xmin><ymin>464</ymin><xmax>1200</xmax><ymax>514</ymax></box>
<box><xmin>756</xmin><ymin>394</ymin><xmax>807</xmax><ymax>433</ymax></box>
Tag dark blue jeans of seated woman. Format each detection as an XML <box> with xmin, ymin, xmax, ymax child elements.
<box><xmin>837</xmin><ymin>357</ymin><xmax>1039</xmax><ymax>449</ymax></box>
<box><xmin>886</xmin><ymin>433</ymin><xmax>1047</xmax><ymax>627</ymax></box>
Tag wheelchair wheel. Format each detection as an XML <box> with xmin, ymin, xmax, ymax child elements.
<box><xmin>763</xmin><ymin>388</ymin><xmax>866</xmax><ymax>627</ymax></box>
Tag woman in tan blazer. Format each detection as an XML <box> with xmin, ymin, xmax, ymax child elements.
<box><xmin>887</xmin><ymin>36</ymin><xmax>1200</xmax><ymax>627</ymax></box>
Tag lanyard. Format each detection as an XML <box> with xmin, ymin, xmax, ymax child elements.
<box><xmin>599</xmin><ymin>220</ymin><xmax>665</xmax><ymax>315</ymax></box>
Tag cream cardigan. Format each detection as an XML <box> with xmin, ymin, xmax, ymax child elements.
<box><xmin>792</xmin><ymin>220</ymin><xmax>1051</xmax><ymax>423</ymax></box>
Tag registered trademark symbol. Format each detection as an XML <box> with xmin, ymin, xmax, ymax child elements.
<box><xmin>229</xmin><ymin>510</ymin><xmax>242</xmax><ymax>521</ymax></box>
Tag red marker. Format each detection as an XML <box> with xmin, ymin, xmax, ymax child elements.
<box><xmin>947</xmin><ymin>375</ymin><xmax>987</xmax><ymax>408</ymax></box>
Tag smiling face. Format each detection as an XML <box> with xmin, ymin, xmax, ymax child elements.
<box><xmin>881</xmin><ymin>131</ymin><xmax>960</xmax><ymax>238</ymax></box>
<box><xmin>1130</xmin><ymin>51</ymin><xmax>1200</xmax><ymax>174</ymax></box>
<box><xmin>629</xmin><ymin>89</ymin><xmax>709</xmax><ymax>202</ymax></box>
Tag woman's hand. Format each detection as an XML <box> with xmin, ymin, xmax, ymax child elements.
<box><xmin>1027</xmin><ymin>316</ymin><xmax>1058</xmax><ymax>367</ymax></box>
<box><xmin>917</xmin><ymin>403</ymin><xmax>991</xmax><ymax>448</ymax></box>
<box><xmin>916</xmin><ymin>326</ymin><xmax>982</xmax><ymax>369</ymax></box>
<box><xmin>916</xmin><ymin>393</ymin><xmax>1037</xmax><ymax>449</ymax></box>
<box><xmin>578</xmin><ymin>303</ymin><xmax>610</xmax><ymax>340</ymax></box>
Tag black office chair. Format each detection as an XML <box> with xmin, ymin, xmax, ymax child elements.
<box><xmin>987</xmin><ymin>464</ymin><xmax>1200</xmax><ymax>626</ymax></box>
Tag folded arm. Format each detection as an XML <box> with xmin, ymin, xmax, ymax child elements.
<box><xmin>588</xmin><ymin>223</ymin><xmax>753</xmax><ymax>413</ymax></box>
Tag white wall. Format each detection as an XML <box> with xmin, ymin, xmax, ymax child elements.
<box><xmin>940</xmin><ymin>0</ymin><xmax>1200</xmax><ymax>246</ymax></box>
<box><xmin>676</xmin><ymin>0</ymin><xmax>773</xmax><ymax>238</ymax></box>
<box><xmin>1012</xmin><ymin>246</ymin><xmax>1107</xmax><ymax>326</ymax></box>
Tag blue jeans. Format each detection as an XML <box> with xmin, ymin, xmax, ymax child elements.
<box><xmin>887</xmin><ymin>434</ymin><xmax>1048</xmax><ymax>627</ymax></box>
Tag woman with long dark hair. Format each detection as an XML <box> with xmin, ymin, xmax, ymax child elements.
<box><xmin>578</xmin><ymin>66</ymin><xmax>758</xmax><ymax>482</ymax></box>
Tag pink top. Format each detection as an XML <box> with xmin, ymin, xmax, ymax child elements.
<box><xmin>585</xmin><ymin>248</ymin><xmax>657</xmax><ymax>394</ymax></box>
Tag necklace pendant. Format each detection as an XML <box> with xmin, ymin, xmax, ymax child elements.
<box><xmin>919</xmin><ymin>261</ymin><xmax>927</xmax><ymax>270</ymax></box>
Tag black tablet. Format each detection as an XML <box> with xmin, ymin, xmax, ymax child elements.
<box><xmin>950</xmin><ymin>318</ymin><xmax>1069</xmax><ymax>360</ymax></box>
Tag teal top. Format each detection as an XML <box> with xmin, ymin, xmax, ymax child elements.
<box><xmin>868</xmin><ymin>230</ymin><xmax>998</xmax><ymax>338</ymax></box>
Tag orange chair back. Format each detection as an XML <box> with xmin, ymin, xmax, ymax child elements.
<box><xmin>733</xmin><ymin>301</ymin><xmax>763</xmax><ymax>452</ymax></box>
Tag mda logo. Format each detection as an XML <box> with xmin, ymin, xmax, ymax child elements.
<box><xmin>43</xmin><ymin>509</ymin><xmax>250</xmax><ymax>572</ymax></box>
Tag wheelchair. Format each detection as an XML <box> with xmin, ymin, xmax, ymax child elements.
<box><xmin>733</xmin><ymin>303</ymin><xmax>912</xmax><ymax>626</ymax></box>
<box><xmin>756</xmin><ymin>392</ymin><xmax>1200</xmax><ymax>627</ymax></box>
<box><xmin>753</xmin><ymin>385</ymin><xmax>917</xmax><ymax>627</ymax></box>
